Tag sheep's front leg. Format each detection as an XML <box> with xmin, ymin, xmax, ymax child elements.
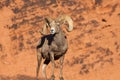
<box><xmin>59</xmin><ymin>55</ymin><xmax>65</xmax><ymax>80</ymax></box>
<box><xmin>50</xmin><ymin>52</ymin><xmax>55</xmax><ymax>80</ymax></box>
<box><xmin>36</xmin><ymin>49</ymin><xmax>42</xmax><ymax>80</ymax></box>
<box><xmin>42</xmin><ymin>59</ymin><xmax>50</xmax><ymax>80</ymax></box>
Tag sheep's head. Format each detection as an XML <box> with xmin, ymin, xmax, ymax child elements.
<box><xmin>40</xmin><ymin>14</ymin><xmax>73</xmax><ymax>35</ymax></box>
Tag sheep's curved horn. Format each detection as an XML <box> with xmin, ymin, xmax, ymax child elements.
<box><xmin>40</xmin><ymin>24</ymin><xmax>47</xmax><ymax>35</ymax></box>
<box><xmin>56</xmin><ymin>14</ymin><xmax>73</xmax><ymax>32</ymax></box>
<box><xmin>40</xmin><ymin>17</ymin><xmax>53</xmax><ymax>35</ymax></box>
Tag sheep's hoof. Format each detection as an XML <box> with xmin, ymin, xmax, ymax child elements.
<box><xmin>60</xmin><ymin>77</ymin><xmax>64</xmax><ymax>80</ymax></box>
<box><xmin>51</xmin><ymin>75</ymin><xmax>55</xmax><ymax>80</ymax></box>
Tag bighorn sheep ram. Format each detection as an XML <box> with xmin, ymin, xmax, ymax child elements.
<box><xmin>36</xmin><ymin>14</ymin><xmax>73</xmax><ymax>80</ymax></box>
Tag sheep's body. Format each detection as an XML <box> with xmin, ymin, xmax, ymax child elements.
<box><xmin>36</xmin><ymin>15</ymin><xmax>73</xmax><ymax>80</ymax></box>
<box><xmin>37</xmin><ymin>31</ymin><xmax>68</xmax><ymax>60</ymax></box>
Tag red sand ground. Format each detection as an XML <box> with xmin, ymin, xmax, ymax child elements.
<box><xmin>0</xmin><ymin>0</ymin><xmax>120</xmax><ymax>80</ymax></box>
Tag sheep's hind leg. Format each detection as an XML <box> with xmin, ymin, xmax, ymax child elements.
<box><xmin>50</xmin><ymin>52</ymin><xmax>55</xmax><ymax>80</ymax></box>
<box><xmin>42</xmin><ymin>59</ymin><xmax>50</xmax><ymax>80</ymax></box>
<box><xmin>36</xmin><ymin>49</ymin><xmax>42</xmax><ymax>80</ymax></box>
<box><xmin>59</xmin><ymin>55</ymin><xmax>65</xmax><ymax>80</ymax></box>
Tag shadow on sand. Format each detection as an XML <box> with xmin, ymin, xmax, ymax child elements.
<box><xmin>0</xmin><ymin>74</ymin><xmax>46</xmax><ymax>80</ymax></box>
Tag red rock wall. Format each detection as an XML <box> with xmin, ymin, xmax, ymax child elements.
<box><xmin>0</xmin><ymin>0</ymin><xmax>120</xmax><ymax>80</ymax></box>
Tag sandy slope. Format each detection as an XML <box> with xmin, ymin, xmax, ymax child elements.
<box><xmin>0</xmin><ymin>0</ymin><xmax>120</xmax><ymax>80</ymax></box>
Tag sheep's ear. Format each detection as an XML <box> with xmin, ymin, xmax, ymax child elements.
<box><xmin>56</xmin><ymin>14</ymin><xmax>73</xmax><ymax>32</ymax></box>
<box><xmin>40</xmin><ymin>17</ymin><xmax>53</xmax><ymax>35</ymax></box>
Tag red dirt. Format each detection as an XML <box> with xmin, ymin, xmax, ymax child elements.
<box><xmin>0</xmin><ymin>0</ymin><xmax>120</xmax><ymax>80</ymax></box>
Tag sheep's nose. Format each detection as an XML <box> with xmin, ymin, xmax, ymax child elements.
<box><xmin>51</xmin><ymin>29</ymin><xmax>54</xmax><ymax>32</ymax></box>
<box><xmin>50</xmin><ymin>28</ymin><xmax>55</xmax><ymax>34</ymax></box>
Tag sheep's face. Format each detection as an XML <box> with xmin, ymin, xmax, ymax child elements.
<box><xmin>49</xmin><ymin>21</ymin><xmax>60</xmax><ymax>34</ymax></box>
<box><xmin>41</xmin><ymin>15</ymin><xmax>73</xmax><ymax>35</ymax></box>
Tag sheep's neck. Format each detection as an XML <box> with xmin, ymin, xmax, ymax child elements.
<box><xmin>53</xmin><ymin>30</ymin><xmax>66</xmax><ymax>46</ymax></box>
